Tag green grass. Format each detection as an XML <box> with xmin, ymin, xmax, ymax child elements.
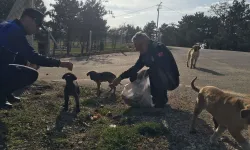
<box><xmin>0</xmin><ymin>80</ymin><xmax>231</xmax><ymax>150</ymax></box>
<box><xmin>97</xmin><ymin>122</ymin><xmax>168</xmax><ymax>150</ymax></box>
<box><xmin>0</xmin><ymin>81</ymin><xmax>170</xmax><ymax>150</ymax></box>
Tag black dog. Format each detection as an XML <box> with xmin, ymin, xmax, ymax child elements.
<box><xmin>62</xmin><ymin>73</ymin><xmax>80</xmax><ymax>113</ymax></box>
<box><xmin>87</xmin><ymin>71</ymin><xmax>117</xmax><ymax>96</ymax></box>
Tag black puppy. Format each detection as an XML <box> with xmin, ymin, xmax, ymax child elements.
<box><xmin>62</xmin><ymin>73</ymin><xmax>80</xmax><ymax>113</ymax></box>
<box><xmin>87</xmin><ymin>71</ymin><xmax>117</xmax><ymax>96</ymax></box>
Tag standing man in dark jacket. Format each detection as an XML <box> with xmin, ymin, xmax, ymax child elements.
<box><xmin>0</xmin><ymin>8</ymin><xmax>73</xmax><ymax>109</ymax></box>
<box><xmin>110</xmin><ymin>32</ymin><xmax>180</xmax><ymax>108</ymax></box>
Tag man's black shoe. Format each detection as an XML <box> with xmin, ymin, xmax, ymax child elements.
<box><xmin>7</xmin><ymin>94</ymin><xmax>21</xmax><ymax>103</ymax></box>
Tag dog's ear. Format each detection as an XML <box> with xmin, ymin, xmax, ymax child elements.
<box><xmin>240</xmin><ymin>109</ymin><xmax>250</xmax><ymax>119</ymax></box>
<box><xmin>193</xmin><ymin>45</ymin><xmax>198</xmax><ymax>51</ymax></box>
<box><xmin>71</xmin><ymin>74</ymin><xmax>77</xmax><ymax>80</ymax></box>
<box><xmin>62</xmin><ymin>73</ymin><xmax>67</xmax><ymax>79</ymax></box>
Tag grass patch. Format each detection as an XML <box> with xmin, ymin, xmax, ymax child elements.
<box><xmin>81</xmin><ymin>98</ymin><xmax>98</xmax><ymax>107</ymax></box>
<box><xmin>97</xmin><ymin>122</ymin><xmax>168</xmax><ymax>150</ymax></box>
<box><xmin>136</xmin><ymin>122</ymin><xmax>169</xmax><ymax>137</ymax></box>
<box><xmin>0</xmin><ymin>81</ymin><xmax>170</xmax><ymax>150</ymax></box>
<box><xmin>98</xmin><ymin>125</ymin><xmax>139</xmax><ymax>150</ymax></box>
<box><xmin>0</xmin><ymin>80</ymin><xmax>237</xmax><ymax>150</ymax></box>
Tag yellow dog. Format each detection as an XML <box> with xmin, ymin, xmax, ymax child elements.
<box><xmin>190</xmin><ymin>77</ymin><xmax>250</xmax><ymax>150</ymax></box>
<box><xmin>187</xmin><ymin>44</ymin><xmax>201</xmax><ymax>69</ymax></box>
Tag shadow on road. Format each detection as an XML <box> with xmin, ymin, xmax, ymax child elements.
<box><xmin>196</xmin><ymin>67</ymin><xmax>225</xmax><ymax>76</ymax></box>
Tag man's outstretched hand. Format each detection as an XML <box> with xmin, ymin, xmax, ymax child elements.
<box><xmin>60</xmin><ymin>61</ymin><xmax>73</xmax><ymax>71</ymax></box>
<box><xmin>110</xmin><ymin>77</ymin><xmax>122</xmax><ymax>88</ymax></box>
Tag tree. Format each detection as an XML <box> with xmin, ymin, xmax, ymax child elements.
<box><xmin>108</xmin><ymin>28</ymin><xmax>119</xmax><ymax>49</ymax></box>
<box><xmin>0</xmin><ymin>0</ymin><xmax>47</xmax><ymax>22</ymax></box>
<box><xmin>175</xmin><ymin>12</ymin><xmax>220</xmax><ymax>47</ymax></box>
<box><xmin>0</xmin><ymin>0</ymin><xmax>16</xmax><ymax>21</ymax></box>
<box><xmin>143</xmin><ymin>21</ymin><xmax>156</xmax><ymax>39</ymax></box>
<box><xmin>209</xmin><ymin>1</ymin><xmax>230</xmax><ymax>19</ymax></box>
<box><xmin>135</xmin><ymin>26</ymin><xmax>142</xmax><ymax>32</ymax></box>
<box><xmin>160</xmin><ymin>23</ymin><xmax>179</xmax><ymax>46</ymax></box>
<box><xmin>78</xmin><ymin>0</ymin><xmax>109</xmax><ymax>53</ymax></box>
<box><xmin>49</xmin><ymin>0</ymin><xmax>82</xmax><ymax>55</ymax></box>
<box><xmin>121</xmin><ymin>24</ymin><xmax>140</xmax><ymax>43</ymax></box>
<box><xmin>207</xmin><ymin>0</ymin><xmax>250</xmax><ymax>51</ymax></box>
<box><xmin>49</xmin><ymin>0</ymin><xmax>110</xmax><ymax>55</ymax></box>
<box><xmin>35</xmin><ymin>0</ymin><xmax>47</xmax><ymax>14</ymax></box>
<box><xmin>34</xmin><ymin>0</ymin><xmax>48</xmax><ymax>40</ymax></box>
<box><xmin>223</xmin><ymin>0</ymin><xmax>250</xmax><ymax>51</ymax></box>
<box><xmin>153</xmin><ymin>0</ymin><xmax>250</xmax><ymax>51</ymax></box>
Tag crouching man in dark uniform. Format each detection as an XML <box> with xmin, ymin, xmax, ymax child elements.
<box><xmin>0</xmin><ymin>8</ymin><xmax>73</xmax><ymax>109</ymax></box>
<box><xmin>110</xmin><ymin>32</ymin><xmax>180</xmax><ymax>108</ymax></box>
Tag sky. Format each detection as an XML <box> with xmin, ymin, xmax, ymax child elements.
<box><xmin>43</xmin><ymin>0</ymin><xmax>250</xmax><ymax>28</ymax></box>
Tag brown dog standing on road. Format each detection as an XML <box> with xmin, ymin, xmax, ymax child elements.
<box><xmin>187</xmin><ymin>45</ymin><xmax>201</xmax><ymax>69</ymax></box>
<box><xmin>87</xmin><ymin>71</ymin><xmax>117</xmax><ymax>96</ymax></box>
<box><xmin>189</xmin><ymin>77</ymin><xmax>250</xmax><ymax>150</ymax></box>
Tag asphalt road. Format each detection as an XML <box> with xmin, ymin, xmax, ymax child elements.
<box><xmin>38</xmin><ymin>47</ymin><xmax>250</xmax><ymax>95</ymax></box>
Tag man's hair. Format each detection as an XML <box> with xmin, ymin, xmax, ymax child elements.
<box><xmin>131</xmin><ymin>31</ymin><xmax>150</xmax><ymax>43</ymax></box>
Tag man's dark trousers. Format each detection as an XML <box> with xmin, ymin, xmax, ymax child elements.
<box><xmin>148</xmin><ymin>68</ymin><xmax>168</xmax><ymax>108</ymax></box>
<box><xmin>0</xmin><ymin>64</ymin><xmax>38</xmax><ymax>105</ymax></box>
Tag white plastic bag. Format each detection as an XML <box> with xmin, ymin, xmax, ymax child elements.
<box><xmin>121</xmin><ymin>76</ymin><xmax>154</xmax><ymax>108</ymax></box>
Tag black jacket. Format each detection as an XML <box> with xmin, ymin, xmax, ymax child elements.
<box><xmin>119</xmin><ymin>40</ymin><xmax>180</xmax><ymax>80</ymax></box>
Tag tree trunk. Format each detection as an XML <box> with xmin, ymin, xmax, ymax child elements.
<box><xmin>86</xmin><ymin>41</ymin><xmax>89</xmax><ymax>52</ymax></box>
<box><xmin>80</xmin><ymin>41</ymin><xmax>85</xmax><ymax>55</ymax></box>
<box><xmin>66</xmin><ymin>28</ymin><xmax>71</xmax><ymax>56</ymax></box>
<box><xmin>114</xmin><ymin>38</ymin><xmax>117</xmax><ymax>49</ymax></box>
<box><xmin>67</xmin><ymin>41</ymin><xmax>70</xmax><ymax>55</ymax></box>
<box><xmin>53</xmin><ymin>42</ymin><xmax>56</xmax><ymax>56</ymax></box>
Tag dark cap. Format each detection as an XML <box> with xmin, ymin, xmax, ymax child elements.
<box><xmin>22</xmin><ymin>8</ymin><xmax>44</xmax><ymax>27</ymax></box>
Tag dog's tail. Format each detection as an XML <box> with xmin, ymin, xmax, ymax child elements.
<box><xmin>191</xmin><ymin>77</ymin><xmax>200</xmax><ymax>93</ymax></box>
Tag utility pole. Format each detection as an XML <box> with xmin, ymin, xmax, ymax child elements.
<box><xmin>156</xmin><ymin>2</ymin><xmax>162</xmax><ymax>41</ymax></box>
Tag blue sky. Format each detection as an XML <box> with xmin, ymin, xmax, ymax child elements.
<box><xmin>43</xmin><ymin>0</ymin><xmax>249</xmax><ymax>28</ymax></box>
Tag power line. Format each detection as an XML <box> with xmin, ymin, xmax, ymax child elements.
<box><xmin>109</xmin><ymin>5</ymin><xmax>157</xmax><ymax>19</ymax></box>
<box><xmin>161</xmin><ymin>5</ymin><xmax>185</xmax><ymax>15</ymax></box>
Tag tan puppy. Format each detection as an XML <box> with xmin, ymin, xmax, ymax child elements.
<box><xmin>187</xmin><ymin>45</ymin><xmax>201</xmax><ymax>69</ymax></box>
<box><xmin>189</xmin><ymin>77</ymin><xmax>250</xmax><ymax>150</ymax></box>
